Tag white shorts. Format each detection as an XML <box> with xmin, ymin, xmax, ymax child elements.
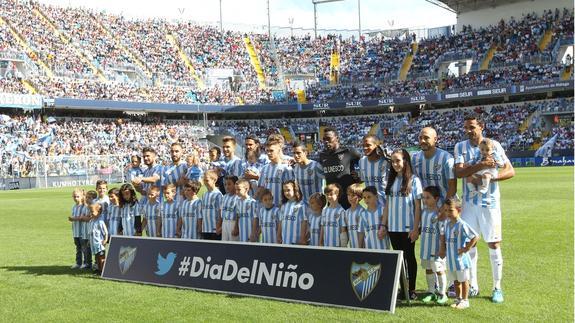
<box><xmin>420</xmin><ymin>258</ymin><xmax>446</xmax><ymax>272</ymax></box>
<box><xmin>448</xmin><ymin>269</ymin><xmax>469</xmax><ymax>283</ymax></box>
<box><xmin>461</xmin><ymin>202</ymin><xmax>502</xmax><ymax>243</ymax></box>
<box><xmin>221</xmin><ymin>220</ymin><xmax>239</xmax><ymax>242</ymax></box>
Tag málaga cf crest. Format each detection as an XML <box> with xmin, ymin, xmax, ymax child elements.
<box><xmin>350</xmin><ymin>262</ymin><xmax>381</xmax><ymax>301</ymax></box>
<box><xmin>118</xmin><ymin>246</ymin><xmax>137</xmax><ymax>275</ymax></box>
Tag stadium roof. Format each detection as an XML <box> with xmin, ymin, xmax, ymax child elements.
<box><xmin>435</xmin><ymin>0</ymin><xmax>525</xmax><ymax>14</ymax></box>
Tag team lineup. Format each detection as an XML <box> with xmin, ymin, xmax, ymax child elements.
<box><xmin>69</xmin><ymin>113</ymin><xmax>515</xmax><ymax>310</ymax></box>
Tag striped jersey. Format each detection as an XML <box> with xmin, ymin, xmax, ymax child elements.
<box><xmin>224</xmin><ymin>155</ymin><xmax>244</xmax><ymax>178</ymax></box>
<box><xmin>307</xmin><ymin>212</ymin><xmax>323</xmax><ymax>246</ymax></box>
<box><xmin>107</xmin><ymin>204</ymin><xmax>122</xmax><ymax>236</ymax></box>
<box><xmin>94</xmin><ymin>196</ymin><xmax>110</xmax><ymax>225</ymax></box>
<box><xmin>162</xmin><ymin>161</ymin><xmax>187</xmax><ymax>203</ymax></box>
<box><xmin>454</xmin><ymin>139</ymin><xmax>508</xmax><ymax>209</ymax></box>
<box><xmin>81</xmin><ymin>205</ymin><xmax>91</xmax><ymax>240</ymax></box>
<box><xmin>293</xmin><ymin>160</ymin><xmax>325</xmax><ymax>204</ymax></box>
<box><xmin>256</xmin><ymin>206</ymin><xmax>279</xmax><ymax>244</ymax></box>
<box><xmin>419</xmin><ymin>208</ymin><xmax>444</xmax><ymax>260</ymax></box>
<box><xmin>71</xmin><ymin>204</ymin><xmax>85</xmax><ymax>238</ymax></box>
<box><xmin>201</xmin><ymin>189</ymin><xmax>223</xmax><ymax>233</ymax></box>
<box><xmin>185</xmin><ymin>165</ymin><xmax>203</xmax><ymax>182</ymax></box>
<box><xmin>179</xmin><ymin>198</ymin><xmax>202</xmax><ymax>239</ymax></box>
<box><xmin>385</xmin><ymin>175</ymin><xmax>423</xmax><ymax>232</ymax></box>
<box><xmin>361</xmin><ymin>207</ymin><xmax>391</xmax><ymax>250</ymax></box>
<box><xmin>344</xmin><ymin>206</ymin><xmax>366</xmax><ymax>248</ymax></box>
<box><xmin>444</xmin><ymin>218</ymin><xmax>477</xmax><ymax>271</ymax></box>
<box><xmin>89</xmin><ymin>216</ymin><xmax>107</xmax><ymax>254</ymax></box>
<box><xmin>359</xmin><ymin>156</ymin><xmax>389</xmax><ymax>203</ymax></box>
<box><xmin>321</xmin><ymin>205</ymin><xmax>346</xmax><ymax>247</ymax></box>
<box><xmin>121</xmin><ymin>202</ymin><xmax>140</xmax><ymax>237</ymax></box>
<box><xmin>141</xmin><ymin>200</ymin><xmax>160</xmax><ymax>237</ymax></box>
<box><xmin>160</xmin><ymin>200</ymin><xmax>179</xmax><ymax>238</ymax></box>
<box><xmin>142</xmin><ymin>164</ymin><xmax>163</xmax><ymax>196</ymax></box>
<box><xmin>279</xmin><ymin>200</ymin><xmax>307</xmax><ymax>245</ymax></box>
<box><xmin>221</xmin><ymin>194</ymin><xmax>238</xmax><ymax>221</ymax></box>
<box><xmin>258</xmin><ymin>162</ymin><xmax>295</xmax><ymax>207</ymax></box>
<box><xmin>411</xmin><ymin>148</ymin><xmax>455</xmax><ymax>202</ymax></box>
<box><xmin>235</xmin><ymin>197</ymin><xmax>257</xmax><ymax>242</ymax></box>
<box><xmin>127</xmin><ymin>166</ymin><xmax>144</xmax><ymax>182</ymax></box>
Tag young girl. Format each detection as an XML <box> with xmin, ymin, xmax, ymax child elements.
<box><xmin>119</xmin><ymin>183</ymin><xmax>140</xmax><ymax>237</ymax></box>
<box><xmin>254</xmin><ymin>189</ymin><xmax>279</xmax><ymax>244</ymax></box>
<box><xmin>466</xmin><ymin>138</ymin><xmax>505</xmax><ymax>196</ymax></box>
<box><xmin>88</xmin><ymin>203</ymin><xmax>108</xmax><ymax>275</ymax></box>
<box><xmin>185</xmin><ymin>153</ymin><xmax>204</xmax><ymax>182</ymax></box>
<box><xmin>141</xmin><ymin>186</ymin><xmax>160</xmax><ymax>237</ymax></box>
<box><xmin>362</xmin><ymin>186</ymin><xmax>390</xmax><ymax>250</ymax></box>
<box><xmin>344</xmin><ymin>184</ymin><xmax>365</xmax><ymax>249</ymax></box>
<box><xmin>68</xmin><ymin>188</ymin><xmax>87</xmax><ymax>269</ymax></box>
<box><xmin>379</xmin><ymin>148</ymin><xmax>422</xmax><ymax>300</ymax></box>
<box><xmin>277</xmin><ymin>180</ymin><xmax>307</xmax><ymax>245</ymax></box>
<box><xmin>420</xmin><ymin>186</ymin><xmax>448</xmax><ymax>305</ymax></box>
<box><xmin>319</xmin><ymin>184</ymin><xmax>347</xmax><ymax>247</ymax></box>
<box><xmin>440</xmin><ymin>197</ymin><xmax>478</xmax><ymax>310</ymax></box>
<box><xmin>306</xmin><ymin>193</ymin><xmax>326</xmax><ymax>246</ymax></box>
<box><xmin>178</xmin><ymin>180</ymin><xmax>202</xmax><ymax>240</ymax></box>
<box><xmin>107</xmin><ymin>188</ymin><xmax>122</xmax><ymax>238</ymax></box>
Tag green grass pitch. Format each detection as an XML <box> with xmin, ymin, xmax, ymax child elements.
<box><xmin>0</xmin><ymin>167</ymin><xmax>572</xmax><ymax>322</ymax></box>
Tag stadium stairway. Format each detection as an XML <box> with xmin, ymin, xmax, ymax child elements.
<box><xmin>21</xmin><ymin>79</ymin><xmax>38</xmax><ymax>94</ymax></box>
<box><xmin>165</xmin><ymin>33</ymin><xmax>205</xmax><ymax>89</ymax></box>
<box><xmin>399</xmin><ymin>42</ymin><xmax>418</xmax><ymax>81</ymax></box>
<box><xmin>330</xmin><ymin>51</ymin><xmax>340</xmax><ymax>85</ymax></box>
<box><xmin>538</xmin><ymin>29</ymin><xmax>554</xmax><ymax>51</ymax></box>
<box><xmin>243</xmin><ymin>37</ymin><xmax>266</xmax><ymax>89</ymax></box>
<box><xmin>480</xmin><ymin>45</ymin><xmax>497</xmax><ymax>71</ymax></box>
<box><xmin>280</xmin><ymin>127</ymin><xmax>293</xmax><ymax>143</ymax></box>
<box><xmin>0</xmin><ymin>17</ymin><xmax>54</xmax><ymax>78</ymax></box>
<box><xmin>33</xmin><ymin>7</ymin><xmax>107</xmax><ymax>82</ymax></box>
<box><xmin>519</xmin><ymin>110</ymin><xmax>538</xmax><ymax>133</ymax></box>
<box><xmin>561</xmin><ymin>65</ymin><xmax>572</xmax><ymax>80</ymax></box>
<box><xmin>319</xmin><ymin>126</ymin><xmax>326</xmax><ymax>141</ymax></box>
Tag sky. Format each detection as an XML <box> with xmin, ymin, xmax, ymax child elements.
<box><xmin>38</xmin><ymin>0</ymin><xmax>457</xmax><ymax>33</ymax></box>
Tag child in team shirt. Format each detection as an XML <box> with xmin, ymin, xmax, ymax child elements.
<box><xmin>319</xmin><ymin>184</ymin><xmax>347</xmax><ymax>247</ymax></box>
<box><xmin>306</xmin><ymin>193</ymin><xmax>326</xmax><ymax>246</ymax></box>
<box><xmin>343</xmin><ymin>184</ymin><xmax>365</xmax><ymax>249</ymax></box>
<box><xmin>254</xmin><ymin>189</ymin><xmax>279</xmax><ymax>244</ymax></box>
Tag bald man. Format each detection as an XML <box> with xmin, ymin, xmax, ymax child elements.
<box><xmin>411</xmin><ymin>127</ymin><xmax>456</xmax><ymax>202</ymax></box>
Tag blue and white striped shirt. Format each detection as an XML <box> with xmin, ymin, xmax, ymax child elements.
<box><xmin>235</xmin><ymin>197</ymin><xmax>257</xmax><ymax>242</ymax></box>
<box><xmin>71</xmin><ymin>204</ymin><xmax>84</xmax><ymax>238</ymax></box>
<box><xmin>321</xmin><ymin>205</ymin><xmax>346</xmax><ymax>247</ymax></box>
<box><xmin>411</xmin><ymin>148</ymin><xmax>455</xmax><ymax>202</ymax></box>
<box><xmin>419</xmin><ymin>209</ymin><xmax>444</xmax><ymax>260</ymax></box>
<box><xmin>307</xmin><ymin>212</ymin><xmax>323</xmax><ymax>246</ymax></box>
<box><xmin>89</xmin><ymin>217</ymin><xmax>107</xmax><ymax>254</ymax></box>
<box><xmin>127</xmin><ymin>166</ymin><xmax>144</xmax><ymax>183</ymax></box>
<box><xmin>444</xmin><ymin>218</ymin><xmax>477</xmax><ymax>271</ymax></box>
<box><xmin>359</xmin><ymin>156</ymin><xmax>389</xmax><ymax>203</ymax></box>
<box><xmin>94</xmin><ymin>196</ymin><xmax>110</xmax><ymax>226</ymax></box>
<box><xmin>221</xmin><ymin>194</ymin><xmax>238</xmax><ymax>221</ymax></box>
<box><xmin>160</xmin><ymin>200</ymin><xmax>179</xmax><ymax>238</ymax></box>
<box><xmin>162</xmin><ymin>162</ymin><xmax>187</xmax><ymax>203</ymax></box>
<box><xmin>142</xmin><ymin>164</ymin><xmax>163</xmax><ymax>197</ymax></box>
<box><xmin>224</xmin><ymin>155</ymin><xmax>244</xmax><ymax>178</ymax></box>
<box><xmin>294</xmin><ymin>160</ymin><xmax>325</xmax><ymax>204</ymax></box>
<box><xmin>179</xmin><ymin>198</ymin><xmax>202</xmax><ymax>239</ymax></box>
<box><xmin>256</xmin><ymin>206</ymin><xmax>279</xmax><ymax>243</ymax></box>
<box><xmin>386</xmin><ymin>175</ymin><xmax>423</xmax><ymax>233</ymax></box>
<box><xmin>258</xmin><ymin>162</ymin><xmax>295</xmax><ymax>207</ymax></box>
<box><xmin>361</xmin><ymin>207</ymin><xmax>391</xmax><ymax>250</ymax></box>
<box><xmin>201</xmin><ymin>189</ymin><xmax>223</xmax><ymax>233</ymax></box>
<box><xmin>279</xmin><ymin>200</ymin><xmax>307</xmax><ymax>245</ymax></box>
<box><xmin>185</xmin><ymin>165</ymin><xmax>203</xmax><ymax>182</ymax></box>
<box><xmin>344</xmin><ymin>206</ymin><xmax>365</xmax><ymax>248</ymax></box>
<box><xmin>81</xmin><ymin>205</ymin><xmax>91</xmax><ymax>240</ymax></box>
<box><xmin>454</xmin><ymin>139</ymin><xmax>509</xmax><ymax>209</ymax></box>
<box><xmin>121</xmin><ymin>202</ymin><xmax>140</xmax><ymax>237</ymax></box>
<box><xmin>141</xmin><ymin>200</ymin><xmax>160</xmax><ymax>237</ymax></box>
<box><xmin>107</xmin><ymin>204</ymin><xmax>122</xmax><ymax>236</ymax></box>
<box><xmin>242</xmin><ymin>160</ymin><xmax>261</xmax><ymax>197</ymax></box>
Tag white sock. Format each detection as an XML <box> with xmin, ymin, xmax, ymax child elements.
<box><xmin>426</xmin><ymin>273</ymin><xmax>435</xmax><ymax>293</ymax></box>
<box><xmin>489</xmin><ymin>248</ymin><xmax>503</xmax><ymax>290</ymax></box>
<box><xmin>438</xmin><ymin>272</ymin><xmax>447</xmax><ymax>295</ymax></box>
<box><xmin>469</xmin><ymin>247</ymin><xmax>479</xmax><ymax>290</ymax></box>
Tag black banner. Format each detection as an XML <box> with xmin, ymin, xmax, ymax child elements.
<box><xmin>103</xmin><ymin>236</ymin><xmax>403</xmax><ymax>312</ymax></box>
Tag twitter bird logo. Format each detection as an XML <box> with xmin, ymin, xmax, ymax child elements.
<box><xmin>155</xmin><ymin>252</ymin><xmax>177</xmax><ymax>276</ymax></box>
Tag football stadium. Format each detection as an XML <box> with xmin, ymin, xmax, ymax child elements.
<box><xmin>0</xmin><ymin>0</ymin><xmax>573</xmax><ymax>320</ymax></box>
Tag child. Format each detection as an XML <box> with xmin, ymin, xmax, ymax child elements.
<box><xmin>107</xmin><ymin>188</ymin><xmax>122</xmax><ymax>238</ymax></box>
<box><xmin>94</xmin><ymin>179</ymin><xmax>110</xmax><ymax>227</ymax></box>
<box><xmin>362</xmin><ymin>186</ymin><xmax>390</xmax><ymax>250</ymax></box>
<box><xmin>378</xmin><ymin>149</ymin><xmax>422</xmax><ymax>300</ymax></box>
<box><xmin>221</xmin><ymin>176</ymin><xmax>239</xmax><ymax>242</ymax></box>
<box><xmin>185</xmin><ymin>153</ymin><xmax>203</xmax><ymax>182</ymax></box>
<box><xmin>466</xmin><ymin>138</ymin><xmax>505</xmax><ymax>196</ymax></box>
<box><xmin>209</xmin><ymin>146</ymin><xmax>226</xmax><ymax>194</ymax></box>
<box><xmin>420</xmin><ymin>186</ymin><xmax>448</xmax><ymax>305</ymax></box>
<box><xmin>277</xmin><ymin>180</ymin><xmax>307</xmax><ymax>245</ymax></box>
<box><xmin>82</xmin><ymin>190</ymin><xmax>98</xmax><ymax>268</ymax></box>
<box><xmin>68</xmin><ymin>188</ymin><xmax>87</xmax><ymax>269</ymax></box>
<box><xmin>160</xmin><ymin>184</ymin><xmax>179</xmax><ymax>238</ymax></box>
<box><xmin>319</xmin><ymin>184</ymin><xmax>347</xmax><ymax>247</ymax></box>
<box><xmin>344</xmin><ymin>184</ymin><xmax>365</xmax><ymax>249</ymax></box>
<box><xmin>253</xmin><ymin>189</ymin><xmax>279</xmax><ymax>244</ymax></box>
<box><xmin>200</xmin><ymin>169</ymin><xmax>223</xmax><ymax>240</ymax></box>
<box><xmin>440</xmin><ymin>197</ymin><xmax>478</xmax><ymax>310</ymax></box>
<box><xmin>141</xmin><ymin>186</ymin><xmax>161</xmax><ymax>237</ymax></box>
<box><xmin>306</xmin><ymin>193</ymin><xmax>326</xmax><ymax>246</ymax></box>
<box><xmin>178</xmin><ymin>180</ymin><xmax>202</xmax><ymax>240</ymax></box>
<box><xmin>243</xmin><ymin>150</ymin><xmax>261</xmax><ymax>197</ymax></box>
<box><xmin>119</xmin><ymin>184</ymin><xmax>140</xmax><ymax>237</ymax></box>
<box><xmin>258</xmin><ymin>137</ymin><xmax>295</xmax><ymax>207</ymax></box>
<box><xmin>88</xmin><ymin>203</ymin><xmax>108</xmax><ymax>275</ymax></box>
<box><xmin>292</xmin><ymin>141</ymin><xmax>325</xmax><ymax>204</ymax></box>
<box><xmin>234</xmin><ymin>179</ymin><xmax>257</xmax><ymax>242</ymax></box>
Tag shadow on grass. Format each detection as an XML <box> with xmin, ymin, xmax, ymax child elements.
<box><xmin>1</xmin><ymin>265</ymin><xmax>100</xmax><ymax>278</ymax></box>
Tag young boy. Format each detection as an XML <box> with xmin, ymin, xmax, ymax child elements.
<box><xmin>440</xmin><ymin>197</ymin><xmax>479</xmax><ymax>310</ymax></box>
<box><xmin>319</xmin><ymin>184</ymin><xmax>347</xmax><ymax>247</ymax></box>
<box><xmin>420</xmin><ymin>186</ymin><xmax>448</xmax><ymax>304</ymax></box>
<box><xmin>141</xmin><ymin>186</ymin><xmax>161</xmax><ymax>237</ymax></box>
<box><xmin>234</xmin><ymin>179</ymin><xmax>257</xmax><ymax>242</ymax></box>
<box><xmin>126</xmin><ymin>155</ymin><xmax>144</xmax><ymax>183</ymax></box>
<box><xmin>88</xmin><ymin>203</ymin><xmax>108</xmax><ymax>275</ymax></box>
<box><xmin>221</xmin><ymin>176</ymin><xmax>239</xmax><ymax>241</ymax></box>
<box><xmin>94</xmin><ymin>180</ymin><xmax>110</xmax><ymax>227</ymax></box>
<box><xmin>292</xmin><ymin>141</ymin><xmax>325</xmax><ymax>204</ymax></box>
<box><xmin>306</xmin><ymin>192</ymin><xmax>326</xmax><ymax>246</ymax></box>
<box><xmin>200</xmin><ymin>169</ymin><xmax>223</xmax><ymax>240</ymax></box>
<box><xmin>159</xmin><ymin>184</ymin><xmax>179</xmax><ymax>238</ymax></box>
<box><xmin>81</xmin><ymin>190</ymin><xmax>98</xmax><ymax>269</ymax></box>
<box><xmin>258</xmin><ymin>137</ymin><xmax>294</xmax><ymax>207</ymax></box>
<box><xmin>253</xmin><ymin>189</ymin><xmax>279</xmax><ymax>244</ymax></box>
<box><xmin>344</xmin><ymin>184</ymin><xmax>365</xmax><ymax>249</ymax></box>
<box><xmin>178</xmin><ymin>180</ymin><xmax>202</xmax><ymax>240</ymax></box>
<box><xmin>107</xmin><ymin>188</ymin><xmax>122</xmax><ymax>237</ymax></box>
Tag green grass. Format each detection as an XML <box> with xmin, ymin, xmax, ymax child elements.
<box><xmin>0</xmin><ymin>167</ymin><xmax>572</xmax><ymax>322</ymax></box>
